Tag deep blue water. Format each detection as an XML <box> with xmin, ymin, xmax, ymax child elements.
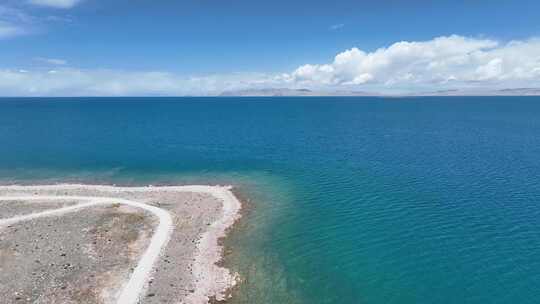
<box><xmin>1</xmin><ymin>97</ymin><xmax>540</xmax><ymax>303</ymax></box>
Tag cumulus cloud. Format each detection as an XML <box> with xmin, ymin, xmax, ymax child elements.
<box><xmin>285</xmin><ymin>35</ymin><xmax>540</xmax><ymax>91</ymax></box>
<box><xmin>3</xmin><ymin>35</ymin><xmax>540</xmax><ymax>96</ymax></box>
<box><xmin>28</xmin><ymin>0</ymin><xmax>83</xmax><ymax>9</ymax></box>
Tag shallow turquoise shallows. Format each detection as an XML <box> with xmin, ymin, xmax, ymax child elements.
<box><xmin>1</xmin><ymin>97</ymin><xmax>540</xmax><ymax>304</ymax></box>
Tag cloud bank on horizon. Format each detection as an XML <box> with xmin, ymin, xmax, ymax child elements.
<box><xmin>2</xmin><ymin>35</ymin><xmax>540</xmax><ymax>96</ymax></box>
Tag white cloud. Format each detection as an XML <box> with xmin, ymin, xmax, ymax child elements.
<box><xmin>330</xmin><ymin>23</ymin><xmax>345</xmax><ymax>31</ymax></box>
<box><xmin>3</xmin><ymin>35</ymin><xmax>540</xmax><ymax>96</ymax></box>
<box><xmin>285</xmin><ymin>35</ymin><xmax>540</xmax><ymax>91</ymax></box>
<box><xmin>34</xmin><ymin>57</ymin><xmax>68</xmax><ymax>65</ymax></box>
<box><xmin>0</xmin><ymin>68</ymin><xmax>280</xmax><ymax>96</ymax></box>
<box><xmin>0</xmin><ymin>22</ymin><xmax>25</xmax><ymax>38</ymax></box>
<box><xmin>28</xmin><ymin>0</ymin><xmax>83</xmax><ymax>9</ymax></box>
<box><xmin>0</xmin><ymin>5</ymin><xmax>32</xmax><ymax>38</ymax></box>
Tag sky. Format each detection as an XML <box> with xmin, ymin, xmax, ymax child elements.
<box><xmin>1</xmin><ymin>0</ymin><xmax>540</xmax><ymax>96</ymax></box>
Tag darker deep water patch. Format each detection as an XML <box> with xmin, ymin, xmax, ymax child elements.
<box><xmin>2</xmin><ymin>96</ymin><xmax>540</xmax><ymax>304</ymax></box>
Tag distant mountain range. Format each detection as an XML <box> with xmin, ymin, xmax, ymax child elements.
<box><xmin>219</xmin><ymin>88</ymin><xmax>540</xmax><ymax>97</ymax></box>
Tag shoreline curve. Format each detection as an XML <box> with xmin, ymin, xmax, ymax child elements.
<box><xmin>0</xmin><ymin>184</ymin><xmax>243</xmax><ymax>304</ymax></box>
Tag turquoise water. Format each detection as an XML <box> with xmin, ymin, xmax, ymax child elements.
<box><xmin>1</xmin><ymin>97</ymin><xmax>540</xmax><ymax>303</ymax></box>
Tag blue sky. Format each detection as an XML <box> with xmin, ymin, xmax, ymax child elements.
<box><xmin>1</xmin><ymin>0</ymin><xmax>540</xmax><ymax>95</ymax></box>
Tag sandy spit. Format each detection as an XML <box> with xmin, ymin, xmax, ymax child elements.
<box><xmin>0</xmin><ymin>184</ymin><xmax>243</xmax><ymax>304</ymax></box>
